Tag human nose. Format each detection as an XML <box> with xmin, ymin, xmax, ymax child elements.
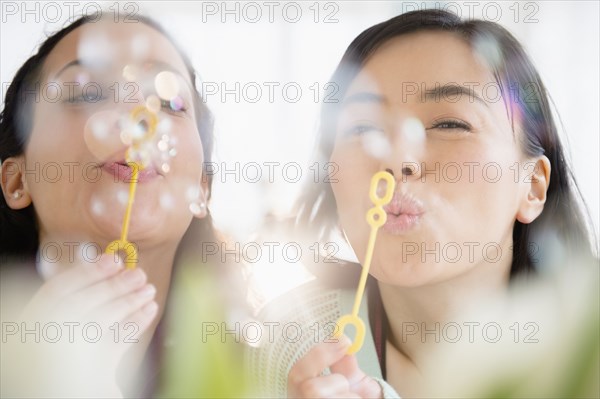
<box><xmin>380</xmin><ymin>117</ymin><xmax>427</xmax><ymax>183</ymax></box>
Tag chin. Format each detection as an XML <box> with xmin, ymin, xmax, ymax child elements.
<box><xmin>371</xmin><ymin>257</ymin><xmax>450</xmax><ymax>288</ymax></box>
<box><xmin>87</xmin><ymin>201</ymin><xmax>189</xmax><ymax>247</ymax></box>
<box><xmin>130</xmin><ymin>210</ymin><xmax>191</xmax><ymax>244</ymax></box>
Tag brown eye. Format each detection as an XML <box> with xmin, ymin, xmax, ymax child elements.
<box><xmin>429</xmin><ymin>119</ymin><xmax>471</xmax><ymax>131</ymax></box>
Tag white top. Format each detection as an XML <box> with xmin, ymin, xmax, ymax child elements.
<box><xmin>245</xmin><ymin>280</ymin><xmax>401</xmax><ymax>398</ymax></box>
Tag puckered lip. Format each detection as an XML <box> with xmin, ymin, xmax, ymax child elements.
<box><xmin>381</xmin><ymin>193</ymin><xmax>424</xmax><ymax>234</ymax></box>
<box><xmin>97</xmin><ymin>152</ymin><xmax>163</xmax><ymax>183</ymax></box>
<box><xmin>383</xmin><ymin>192</ymin><xmax>425</xmax><ymax>217</ymax></box>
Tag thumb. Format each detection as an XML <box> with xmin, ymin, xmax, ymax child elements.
<box><xmin>330</xmin><ymin>355</ymin><xmax>382</xmax><ymax>398</ymax></box>
<box><xmin>330</xmin><ymin>354</ymin><xmax>364</xmax><ymax>385</ymax></box>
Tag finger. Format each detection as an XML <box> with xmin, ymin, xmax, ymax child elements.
<box><xmin>116</xmin><ymin>300</ymin><xmax>159</xmax><ymax>344</ymax></box>
<box><xmin>89</xmin><ymin>283</ymin><xmax>156</xmax><ymax>325</ymax></box>
<box><xmin>83</xmin><ymin>299</ymin><xmax>158</xmax><ymax>372</ymax></box>
<box><xmin>293</xmin><ymin>374</ymin><xmax>350</xmax><ymax>398</ymax></box>
<box><xmin>330</xmin><ymin>354</ymin><xmax>364</xmax><ymax>385</ymax></box>
<box><xmin>66</xmin><ymin>268</ymin><xmax>148</xmax><ymax>317</ymax></box>
<box><xmin>288</xmin><ymin>335</ymin><xmax>351</xmax><ymax>386</ymax></box>
<box><xmin>24</xmin><ymin>255</ymin><xmax>122</xmax><ymax>318</ymax></box>
<box><xmin>36</xmin><ymin>254</ymin><xmax>122</xmax><ymax>301</ymax></box>
<box><xmin>330</xmin><ymin>355</ymin><xmax>382</xmax><ymax>399</ymax></box>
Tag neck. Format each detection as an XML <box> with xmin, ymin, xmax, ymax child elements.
<box><xmin>378</xmin><ymin>255</ymin><xmax>511</xmax><ymax>393</ymax></box>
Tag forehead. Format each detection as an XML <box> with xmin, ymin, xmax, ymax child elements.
<box><xmin>348</xmin><ymin>31</ymin><xmax>497</xmax><ymax>98</ymax></box>
<box><xmin>42</xmin><ymin>19</ymin><xmax>190</xmax><ymax>82</ymax></box>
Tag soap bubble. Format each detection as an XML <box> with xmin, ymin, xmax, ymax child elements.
<box><xmin>84</xmin><ymin>106</ymin><xmax>176</xmax><ymax>174</ymax></box>
<box><xmin>130</xmin><ymin>119</ymin><xmax>152</xmax><ymax>141</ymax></box>
<box><xmin>118</xmin><ymin>105</ymin><xmax>176</xmax><ymax>171</ymax></box>
<box><xmin>117</xmin><ymin>189</ymin><xmax>129</xmax><ymax>205</ymax></box>
<box><xmin>155</xmin><ymin>71</ymin><xmax>180</xmax><ymax>101</ymax></box>
<box><xmin>157</xmin><ymin>140</ymin><xmax>169</xmax><ymax>152</ymax></box>
<box><xmin>90</xmin><ymin>119</ymin><xmax>108</xmax><ymax>140</ymax></box>
<box><xmin>157</xmin><ymin>118</ymin><xmax>173</xmax><ymax>135</ymax></box>
<box><xmin>122</xmin><ymin>65</ymin><xmax>139</xmax><ymax>82</ymax></box>
<box><xmin>184</xmin><ymin>183</ymin><xmax>208</xmax><ymax>217</ymax></box>
<box><xmin>361</xmin><ymin>129</ymin><xmax>391</xmax><ymax>159</ymax></box>
<box><xmin>127</xmin><ymin>142</ymin><xmax>153</xmax><ymax>168</ymax></box>
<box><xmin>169</xmin><ymin>96</ymin><xmax>185</xmax><ymax>111</ymax></box>
<box><xmin>159</xmin><ymin>192</ymin><xmax>175</xmax><ymax>210</ymax></box>
<box><xmin>402</xmin><ymin>117</ymin><xmax>426</xmax><ymax>144</ymax></box>
<box><xmin>145</xmin><ymin>95</ymin><xmax>161</xmax><ymax>114</ymax></box>
<box><xmin>77</xmin><ymin>33</ymin><xmax>114</xmax><ymax>69</ymax></box>
<box><xmin>120</xmin><ymin>130</ymin><xmax>133</xmax><ymax>146</ymax></box>
<box><xmin>91</xmin><ymin>197</ymin><xmax>105</xmax><ymax>216</ymax></box>
<box><xmin>84</xmin><ymin>110</ymin><xmax>128</xmax><ymax>161</ymax></box>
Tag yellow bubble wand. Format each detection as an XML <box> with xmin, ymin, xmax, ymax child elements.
<box><xmin>105</xmin><ymin>105</ymin><xmax>158</xmax><ymax>269</ymax></box>
<box><xmin>335</xmin><ymin>171</ymin><xmax>395</xmax><ymax>354</ymax></box>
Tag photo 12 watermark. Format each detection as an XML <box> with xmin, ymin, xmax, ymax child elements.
<box><xmin>1</xmin><ymin>1</ymin><xmax>141</xmax><ymax>24</ymax></box>
<box><xmin>199</xmin><ymin>1</ymin><xmax>341</xmax><ymax>24</ymax></box>
<box><xmin>2</xmin><ymin>321</ymin><xmax>141</xmax><ymax>344</ymax></box>
<box><xmin>198</xmin><ymin>319</ymin><xmax>540</xmax><ymax>345</ymax></box>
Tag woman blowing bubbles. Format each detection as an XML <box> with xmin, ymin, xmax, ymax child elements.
<box><xmin>248</xmin><ymin>9</ymin><xmax>597</xmax><ymax>398</ymax></box>
<box><xmin>0</xmin><ymin>12</ymin><xmax>229</xmax><ymax>398</ymax></box>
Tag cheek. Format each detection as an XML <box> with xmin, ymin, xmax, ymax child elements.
<box><xmin>170</xmin><ymin>120</ymin><xmax>203</xmax><ymax>168</ymax></box>
<box><xmin>329</xmin><ymin>143</ymin><xmax>373</xmax><ymax>211</ymax></box>
<box><xmin>29</xmin><ymin>98</ymin><xmax>90</xmax><ymax>147</ymax></box>
<box><xmin>23</xmin><ymin>108</ymin><xmax>86</xmax><ymax>211</ymax></box>
<box><xmin>165</xmin><ymin>122</ymin><xmax>205</xmax><ymax>202</ymax></box>
<box><xmin>431</xmin><ymin>141</ymin><xmax>522</xmax><ymax>242</ymax></box>
<box><xmin>329</xmin><ymin>142</ymin><xmax>381</xmax><ymax>258</ymax></box>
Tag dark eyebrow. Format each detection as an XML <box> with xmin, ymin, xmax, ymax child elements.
<box><xmin>52</xmin><ymin>59</ymin><xmax>192</xmax><ymax>88</ymax></box>
<box><xmin>53</xmin><ymin>59</ymin><xmax>82</xmax><ymax>79</ymax></box>
<box><xmin>342</xmin><ymin>92</ymin><xmax>387</xmax><ymax>107</ymax></box>
<box><xmin>424</xmin><ymin>84</ymin><xmax>487</xmax><ymax>106</ymax></box>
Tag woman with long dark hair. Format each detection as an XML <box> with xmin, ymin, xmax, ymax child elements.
<box><xmin>248</xmin><ymin>9</ymin><xmax>597</xmax><ymax>398</ymax></box>
<box><xmin>0</xmin><ymin>12</ymin><xmax>236</xmax><ymax>397</ymax></box>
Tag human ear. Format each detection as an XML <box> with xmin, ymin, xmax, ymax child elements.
<box><xmin>516</xmin><ymin>155</ymin><xmax>551</xmax><ymax>224</ymax></box>
<box><xmin>190</xmin><ymin>174</ymin><xmax>210</xmax><ymax>219</ymax></box>
<box><xmin>0</xmin><ymin>156</ymin><xmax>32</xmax><ymax>210</ymax></box>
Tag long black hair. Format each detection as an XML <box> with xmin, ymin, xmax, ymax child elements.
<box><xmin>0</xmin><ymin>13</ymin><xmax>218</xmax><ymax>266</ymax></box>
<box><xmin>295</xmin><ymin>9</ymin><xmax>596</xmax><ymax>280</ymax></box>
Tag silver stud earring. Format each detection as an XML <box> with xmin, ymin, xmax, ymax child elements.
<box><xmin>189</xmin><ymin>200</ymin><xmax>207</xmax><ymax>217</ymax></box>
<box><xmin>13</xmin><ymin>192</ymin><xmax>22</xmax><ymax>199</ymax></box>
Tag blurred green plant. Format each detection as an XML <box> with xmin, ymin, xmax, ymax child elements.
<box><xmin>156</xmin><ymin>261</ymin><xmax>250</xmax><ymax>398</ymax></box>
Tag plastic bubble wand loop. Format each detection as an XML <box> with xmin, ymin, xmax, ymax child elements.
<box><xmin>335</xmin><ymin>171</ymin><xmax>395</xmax><ymax>354</ymax></box>
<box><xmin>105</xmin><ymin>105</ymin><xmax>158</xmax><ymax>269</ymax></box>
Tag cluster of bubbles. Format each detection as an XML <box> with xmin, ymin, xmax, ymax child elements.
<box><xmin>83</xmin><ymin>61</ymin><xmax>204</xmax><ymax>216</ymax></box>
<box><xmin>119</xmin><ymin>67</ymin><xmax>183</xmax><ymax>172</ymax></box>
